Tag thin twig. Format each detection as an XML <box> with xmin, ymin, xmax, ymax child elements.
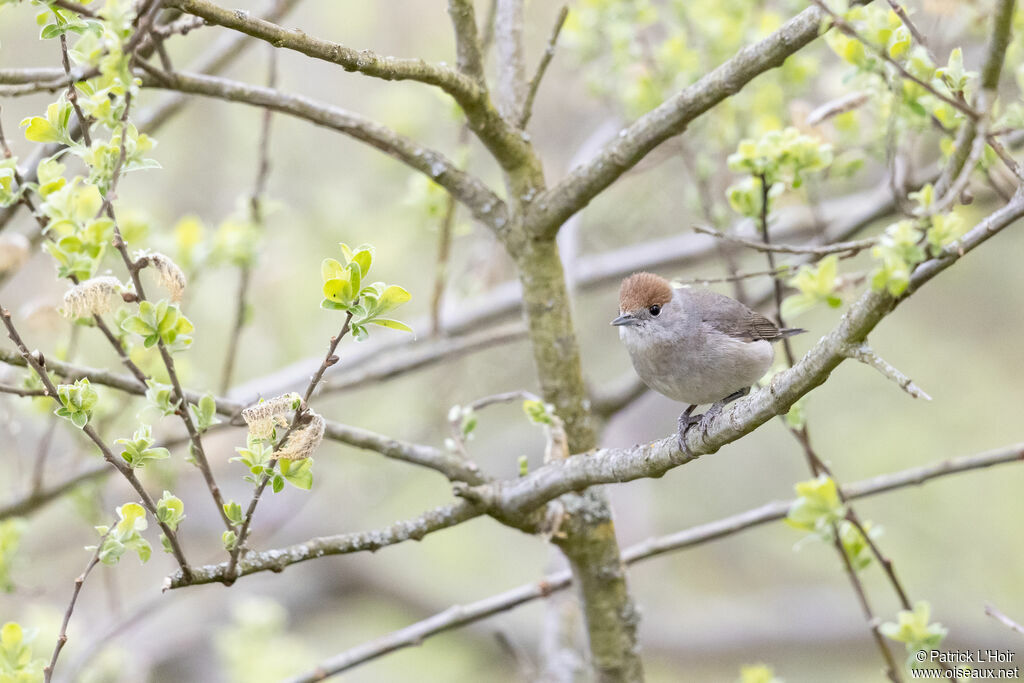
<box><xmin>59</xmin><ymin>33</ymin><xmax>92</xmax><ymax>146</ymax></box>
<box><xmin>884</xmin><ymin>0</ymin><xmax>935</xmax><ymax>62</ymax></box>
<box><xmin>985</xmin><ymin>603</ymin><xmax>1024</xmax><ymax>636</ymax></box>
<box><xmin>830</xmin><ymin>520</ymin><xmax>903</xmax><ymax>683</ymax></box>
<box><xmin>430</xmin><ymin>194</ymin><xmax>458</xmax><ymax>337</ymax></box>
<box><xmin>282</xmin><ymin>443</ymin><xmax>1024</xmax><ymax>681</ymax></box>
<box><xmin>693</xmin><ymin>224</ymin><xmax>876</xmax><ymax>256</ymax></box>
<box><xmin>95</xmin><ymin>93</ymin><xmax>234</xmax><ymax>532</ymax></box>
<box><xmin>52</xmin><ymin>0</ymin><xmax>97</xmax><ymax>17</ymax></box>
<box><xmin>841</xmin><ymin>342</ymin><xmax>931</xmax><ymax>400</ymax></box>
<box><xmin>0</xmin><ymin>308</ymin><xmax>192</xmax><ymax>577</ymax></box>
<box><xmin>43</xmin><ymin>531</ymin><xmax>108</xmax><ymax>682</ymax></box>
<box><xmin>222</xmin><ymin>311</ymin><xmax>355</xmax><ymax>583</ymax></box>
<box><xmin>518</xmin><ymin>6</ymin><xmax>568</xmax><ymax>129</ymax></box>
<box><xmin>812</xmin><ymin>0</ymin><xmax>979</xmax><ymax>121</ymax></box>
<box><xmin>221</xmin><ymin>47</ymin><xmax>277</xmax><ymax>393</ymax></box>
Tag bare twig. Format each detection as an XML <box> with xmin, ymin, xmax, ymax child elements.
<box><xmin>135</xmin><ymin>67</ymin><xmax>509</xmax><ymax>230</ymax></box>
<box><xmin>830</xmin><ymin>519</ymin><xmax>903</xmax><ymax>682</ymax></box>
<box><xmin>985</xmin><ymin>603</ymin><xmax>1024</xmax><ymax>637</ymax></box>
<box><xmin>841</xmin><ymin>342</ymin><xmax>931</xmax><ymax>400</ymax></box>
<box><xmin>0</xmin><ymin>463</ymin><xmax>109</xmax><ymax>521</ymax></box>
<box><xmin>221</xmin><ymin>47</ymin><xmax>277</xmax><ymax>393</ymax></box>
<box><xmin>283</xmin><ymin>442</ymin><xmax>1024</xmax><ymax>680</ymax></box>
<box><xmin>430</xmin><ymin>194</ymin><xmax>458</xmax><ymax>337</ymax></box>
<box><xmin>884</xmin><ymin>0</ymin><xmax>934</xmax><ymax>62</ymax></box>
<box><xmin>59</xmin><ymin>34</ymin><xmax>92</xmax><ymax>147</ymax></box>
<box><xmin>166</xmin><ymin>500</ymin><xmax>482</xmax><ymax>589</ymax></box>
<box><xmin>43</xmin><ymin>532</ymin><xmax>108</xmax><ymax>682</ymax></box>
<box><xmin>693</xmin><ymin>224</ymin><xmax>876</xmax><ymax>256</ymax></box>
<box><xmin>518</xmin><ymin>6</ymin><xmax>568</xmax><ymax>129</ymax></box>
<box><xmin>222</xmin><ymin>311</ymin><xmax>356</xmax><ymax>583</ymax></box>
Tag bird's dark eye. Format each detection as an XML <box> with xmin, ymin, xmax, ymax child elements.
<box><xmin>649</xmin><ymin>304</ymin><xmax>661</xmax><ymax>316</ymax></box>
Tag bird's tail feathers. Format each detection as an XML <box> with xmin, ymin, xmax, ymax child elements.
<box><xmin>776</xmin><ymin>327</ymin><xmax>807</xmax><ymax>339</ymax></box>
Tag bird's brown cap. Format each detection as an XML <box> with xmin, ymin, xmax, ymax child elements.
<box><xmin>619</xmin><ymin>272</ymin><xmax>673</xmax><ymax>312</ymax></box>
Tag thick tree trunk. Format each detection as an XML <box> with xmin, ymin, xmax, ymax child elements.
<box><xmin>513</xmin><ymin>237</ymin><xmax>644</xmax><ymax>682</ymax></box>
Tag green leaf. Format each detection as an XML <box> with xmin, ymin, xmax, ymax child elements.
<box><xmin>280</xmin><ymin>458</ymin><xmax>313</xmax><ymax>490</ymax></box>
<box><xmin>365</xmin><ymin>318</ymin><xmax>414</xmax><ymax>333</ymax></box>
<box><xmin>271</xmin><ymin>475</ymin><xmax>285</xmax><ymax>493</ymax></box>
<box><xmin>374</xmin><ymin>285</ymin><xmax>410</xmax><ymax>315</ymax></box>
<box><xmin>346</xmin><ymin>261</ymin><xmax>361</xmax><ymax>295</ymax></box>
<box><xmin>323</xmin><ymin>277</ymin><xmax>352</xmax><ymax>304</ymax></box>
<box><xmin>21</xmin><ymin>116</ymin><xmax>62</xmax><ymax>144</ymax></box>
<box><xmin>223</xmin><ymin>501</ymin><xmax>243</xmax><ymax>525</ymax></box>
<box><xmin>351</xmin><ymin>248</ymin><xmax>372</xmax><ymax>276</ymax></box>
<box><xmin>320</xmin><ymin>299</ymin><xmax>348</xmax><ymax>311</ymax></box>
<box><xmin>321</xmin><ymin>257</ymin><xmax>345</xmax><ymax>282</ymax></box>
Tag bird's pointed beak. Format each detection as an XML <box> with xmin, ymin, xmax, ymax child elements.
<box><xmin>611</xmin><ymin>313</ymin><xmax>639</xmax><ymax>327</ymax></box>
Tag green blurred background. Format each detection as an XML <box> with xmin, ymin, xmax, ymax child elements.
<box><xmin>1</xmin><ymin>1</ymin><xmax>1023</xmax><ymax>681</ymax></box>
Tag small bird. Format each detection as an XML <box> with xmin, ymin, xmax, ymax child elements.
<box><xmin>612</xmin><ymin>272</ymin><xmax>804</xmax><ymax>448</ymax></box>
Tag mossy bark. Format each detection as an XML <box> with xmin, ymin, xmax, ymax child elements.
<box><xmin>512</xmin><ymin>236</ymin><xmax>644</xmax><ymax>682</ymax></box>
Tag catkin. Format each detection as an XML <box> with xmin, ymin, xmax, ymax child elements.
<box><xmin>145</xmin><ymin>252</ymin><xmax>187</xmax><ymax>302</ymax></box>
<box><xmin>242</xmin><ymin>393</ymin><xmax>301</xmax><ymax>439</ymax></box>
<box><xmin>275</xmin><ymin>411</ymin><xmax>325</xmax><ymax>460</ymax></box>
<box><xmin>62</xmin><ymin>276</ymin><xmax>124</xmax><ymax>319</ymax></box>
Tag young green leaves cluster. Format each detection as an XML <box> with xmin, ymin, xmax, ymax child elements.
<box><xmin>785</xmin><ymin>474</ymin><xmax>874</xmax><ymax>570</ymax></box>
<box><xmin>0</xmin><ymin>621</ymin><xmax>44</xmax><ymax>681</ymax></box>
<box><xmin>871</xmin><ymin>185</ymin><xmax>968</xmax><ymax>296</ymax></box>
<box><xmin>120</xmin><ymin>299</ymin><xmax>194</xmax><ymax>351</ymax></box>
<box><xmin>54</xmin><ymin>377</ymin><xmax>98</xmax><ymax>428</ymax></box>
<box><xmin>880</xmin><ymin>602</ymin><xmax>949</xmax><ymax>670</ymax></box>
<box><xmin>825</xmin><ymin>5</ymin><xmax>973</xmax><ymax>130</ymax></box>
<box><xmin>91</xmin><ymin>502</ymin><xmax>151</xmax><ymax>565</ymax></box>
<box><xmin>35</xmin><ymin>162</ymin><xmax>114</xmax><ymax>281</ymax></box>
<box><xmin>726</xmin><ymin>127</ymin><xmax>833</xmax><ymax>218</ymax></box>
<box><xmin>321</xmin><ymin>243</ymin><xmax>412</xmax><ymax>340</ymax></box>
<box><xmin>781</xmin><ymin>255</ymin><xmax>842</xmax><ymax>319</ymax></box>
<box><xmin>156</xmin><ymin>491</ymin><xmax>186</xmax><ymax>555</ymax></box>
<box><xmin>114</xmin><ymin>424</ymin><xmax>169</xmax><ymax>468</ymax></box>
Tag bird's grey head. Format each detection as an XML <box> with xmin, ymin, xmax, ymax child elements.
<box><xmin>611</xmin><ymin>272</ymin><xmax>677</xmax><ymax>342</ymax></box>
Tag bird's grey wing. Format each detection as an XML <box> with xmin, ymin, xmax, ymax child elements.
<box><xmin>689</xmin><ymin>288</ymin><xmax>783</xmax><ymax>342</ymax></box>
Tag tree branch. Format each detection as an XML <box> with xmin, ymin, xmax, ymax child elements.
<box><xmin>447</xmin><ymin>0</ymin><xmax>487</xmax><ymax>84</ymax></box>
<box><xmin>284</xmin><ymin>442</ymin><xmax>1024</xmax><ymax>680</ymax></box>
<box><xmin>165</xmin><ymin>500</ymin><xmax>482</xmax><ymax>589</ymax></box>
<box><xmin>0</xmin><ymin>349</ymin><xmax>483</xmax><ymax>484</ymax></box>
<box><xmin>528</xmin><ymin>5</ymin><xmax>828</xmax><ymax>238</ymax></box>
<box><xmin>0</xmin><ymin>308</ymin><xmax>193</xmax><ymax>578</ymax></box>
<box><xmin>494</xmin><ymin>0</ymin><xmax>527</xmax><ymax>122</ymax></box>
<box><xmin>163</xmin><ymin>0</ymin><xmax>538</xmax><ymax>173</ymax></box>
<box><xmin>136</xmin><ymin>67</ymin><xmax>509</xmax><ymax>229</ymax></box>
<box><xmin>44</xmin><ymin>532</ymin><xmax>108</xmax><ymax>682</ymax></box>
<box><xmin>518</xmin><ymin>6</ymin><xmax>568</xmax><ymax>130</ymax></box>
<box><xmin>456</xmin><ymin>195</ymin><xmax>1024</xmax><ymax>518</ymax></box>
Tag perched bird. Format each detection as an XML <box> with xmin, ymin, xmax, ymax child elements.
<box><xmin>612</xmin><ymin>272</ymin><xmax>804</xmax><ymax>447</ymax></box>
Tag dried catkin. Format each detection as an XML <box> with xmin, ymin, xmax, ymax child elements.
<box><xmin>145</xmin><ymin>252</ymin><xmax>187</xmax><ymax>302</ymax></box>
<box><xmin>241</xmin><ymin>393</ymin><xmax>301</xmax><ymax>439</ymax></box>
<box><xmin>62</xmin><ymin>276</ymin><xmax>124</xmax><ymax>319</ymax></box>
<box><xmin>275</xmin><ymin>411</ymin><xmax>325</xmax><ymax>460</ymax></box>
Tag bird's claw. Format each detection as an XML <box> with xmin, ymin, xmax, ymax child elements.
<box><xmin>676</xmin><ymin>411</ymin><xmax>701</xmax><ymax>455</ymax></box>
